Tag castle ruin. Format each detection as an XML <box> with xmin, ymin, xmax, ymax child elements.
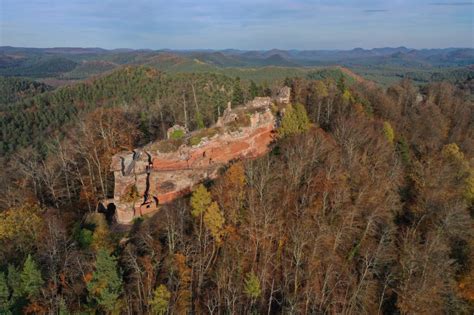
<box><xmin>105</xmin><ymin>87</ymin><xmax>290</xmax><ymax>224</ymax></box>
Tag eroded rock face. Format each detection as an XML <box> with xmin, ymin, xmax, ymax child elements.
<box><xmin>109</xmin><ymin>90</ymin><xmax>287</xmax><ymax>224</ymax></box>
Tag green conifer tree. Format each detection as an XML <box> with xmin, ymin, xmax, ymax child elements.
<box><xmin>58</xmin><ymin>297</ymin><xmax>69</xmax><ymax>315</ymax></box>
<box><xmin>249</xmin><ymin>80</ymin><xmax>259</xmax><ymax>98</ymax></box>
<box><xmin>20</xmin><ymin>255</ymin><xmax>43</xmax><ymax>299</ymax></box>
<box><xmin>7</xmin><ymin>265</ymin><xmax>21</xmax><ymax>301</ymax></box>
<box><xmin>87</xmin><ymin>250</ymin><xmax>123</xmax><ymax>312</ymax></box>
<box><xmin>0</xmin><ymin>272</ymin><xmax>10</xmax><ymax>313</ymax></box>
<box><xmin>279</xmin><ymin>105</ymin><xmax>298</xmax><ymax>137</ymax></box>
<box><xmin>278</xmin><ymin>104</ymin><xmax>310</xmax><ymax>138</ymax></box>
<box><xmin>195</xmin><ymin>111</ymin><xmax>205</xmax><ymax>129</ymax></box>
<box><xmin>232</xmin><ymin>77</ymin><xmax>244</xmax><ymax>106</ymax></box>
<box><xmin>294</xmin><ymin>103</ymin><xmax>310</xmax><ymax>132</ymax></box>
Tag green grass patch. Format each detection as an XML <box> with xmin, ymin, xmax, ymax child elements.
<box><xmin>169</xmin><ymin>129</ymin><xmax>185</xmax><ymax>140</ymax></box>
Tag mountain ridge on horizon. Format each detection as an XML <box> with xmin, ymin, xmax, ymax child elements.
<box><xmin>2</xmin><ymin>46</ymin><xmax>472</xmax><ymax>66</ymax></box>
<box><xmin>0</xmin><ymin>45</ymin><xmax>472</xmax><ymax>87</ymax></box>
<box><xmin>2</xmin><ymin>45</ymin><xmax>473</xmax><ymax>52</ymax></box>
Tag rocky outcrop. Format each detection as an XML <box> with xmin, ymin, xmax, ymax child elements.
<box><xmin>273</xmin><ymin>86</ymin><xmax>291</xmax><ymax>104</ymax></box>
<box><xmin>107</xmin><ymin>87</ymin><xmax>289</xmax><ymax>224</ymax></box>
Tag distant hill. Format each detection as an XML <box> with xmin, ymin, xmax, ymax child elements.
<box><xmin>261</xmin><ymin>54</ymin><xmax>297</xmax><ymax>67</ymax></box>
<box><xmin>0</xmin><ymin>56</ymin><xmax>78</xmax><ymax>77</ymax></box>
<box><xmin>0</xmin><ymin>46</ymin><xmax>472</xmax><ymax>86</ymax></box>
<box><xmin>188</xmin><ymin>52</ymin><xmax>247</xmax><ymax>67</ymax></box>
<box><xmin>0</xmin><ymin>54</ymin><xmax>25</xmax><ymax>69</ymax></box>
<box><xmin>60</xmin><ymin>60</ymin><xmax>118</xmax><ymax>79</ymax></box>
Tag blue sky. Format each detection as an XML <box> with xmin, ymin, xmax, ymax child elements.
<box><xmin>1</xmin><ymin>0</ymin><xmax>473</xmax><ymax>49</ymax></box>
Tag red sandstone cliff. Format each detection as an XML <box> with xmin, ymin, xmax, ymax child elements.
<box><xmin>106</xmin><ymin>87</ymin><xmax>290</xmax><ymax>223</ymax></box>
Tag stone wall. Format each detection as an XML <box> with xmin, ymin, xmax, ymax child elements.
<box><xmin>108</xmin><ymin>88</ymin><xmax>289</xmax><ymax>224</ymax></box>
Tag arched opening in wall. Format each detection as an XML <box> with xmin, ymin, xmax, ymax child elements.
<box><xmin>98</xmin><ymin>202</ymin><xmax>116</xmax><ymax>224</ymax></box>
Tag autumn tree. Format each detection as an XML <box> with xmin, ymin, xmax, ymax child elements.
<box><xmin>190</xmin><ymin>184</ymin><xmax>212</xmax><ymax>218</ymax></box>
<box><xmin>203</xmin><ymin>202</ymin><xmax>225</xmax><ymax>244</ymax></box>
<box><xmin>311</xmin><ymin>80</ymin><xmax>329</xmax><ymax>124</ymax></box>
<box><xmin>278</xmin><ymin>103</ymin><xmax>310</xmax><ymax>137</ymax></box>
<box><xmin>149</xmin><ymin>284</ymin><xmax>171</xmax><ymax>315</ymax></box>
<box><xmin>84</xmin><ymin>212</ymin><xmax>113</xmax><ymax>252</ymax></box>
<box><xmin>212</xmin><ymin>162</ymin><xmax>246</xmax><ymax>225</ymax></box>
<box><xmin>190</xmin><ymin>184</ymin><xmax>212</xmax><ymax>248</ymax></box>
<box><xmin>173</xmin><ymin>253</ymin><xmax>192</xmax><ymax>314</ymax></box>
<box><xmin>71</xmin><ymin>108</ymin><xmax>142</xmax><ymax>209</ymax></box>
<box><xmin>0</xmin><ymin>204</ymin><xmax>43</xmax><ymax>255</ymax></box>
<box><xmin>190</xmin><ymin>184</ymin><xmax>226</xmax><ymax>302</ymax></box>
<box><xmin>244</xmin><ymin>271</ymin><xmax>261</xmax><ymax>300</ymax></box>
<box><xmin>383</xmin><ymin>121</ymin><xmax>395</xmax><ymax>144</ymax></box>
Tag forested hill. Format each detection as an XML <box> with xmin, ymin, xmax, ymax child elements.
<box><xmin>0</xmin><ymin>67</ymin><xmax>236</xmax><ymax>155</ymax></box>
<box><xmin>0</xmin><ymin>65</ymin><xmax>363</xmax><ymax>156</ymax></box>
<box><xmin>0</xmin><ymin>61</ymin><xmax>472</xmax><ymax>313</ymax></box>
<box><xmin>1</xmin><ymin>46</ymin><xmax>473</xmax><ymax>86</ymax></box>
<box><xmin>0</xmin><ymin>76</ymin><xmax>51</xmax><ymax>105</ymax></box>
<box><xmin>0</xmin><ymin>70</ymin><xmax>473</xmax><ymax>313</ymax></box>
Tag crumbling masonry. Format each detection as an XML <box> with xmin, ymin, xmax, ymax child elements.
<box><xmin>105</xmin><ymin>87</ymin><xmax>290</xmax><ymax>223</ymax></box>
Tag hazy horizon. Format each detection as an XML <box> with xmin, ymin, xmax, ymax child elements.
<box><xmin>1</xmin><ymin>45</ymin><xmax>473</xmax><ymax>51</ymax></box>
<box><xmin>1</xmin><ymin>0</ymin><xmax>473</xmax><ymax>50</ymax></box>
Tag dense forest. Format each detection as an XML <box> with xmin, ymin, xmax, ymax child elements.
<box><xmin>0</xmin><ymin>64</ymin><xmax>473</xmax><ymax>314</ymax></box>
<box><xmin>0</xmin><ymin>67</ymin><xmax>253</xmax><ymax>155</ymax></box>
<box><xmin>0</xmin><ymin>77</ymin><xmax>51</xmax><ymax>106</ymax></box>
